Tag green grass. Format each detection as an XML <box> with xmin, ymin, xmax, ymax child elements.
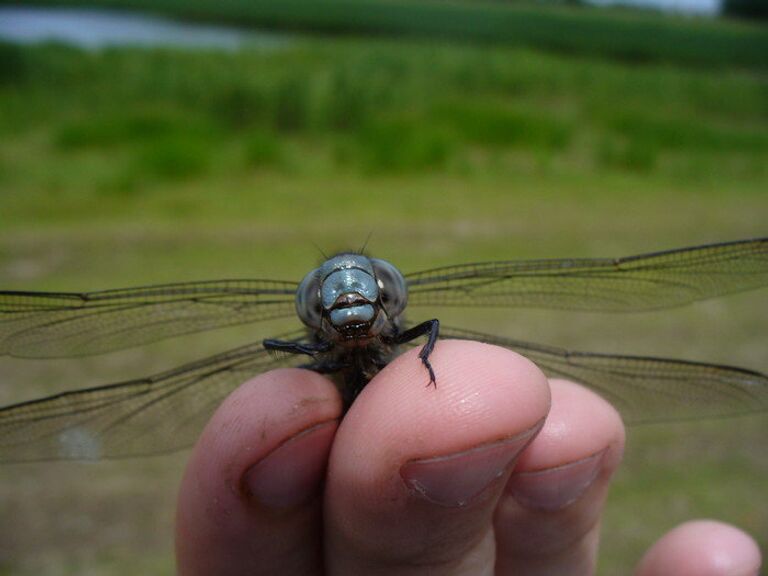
<box><xmin>0</xmin><ymin>38</ymin><xmax>766</xmax><ymax>228</ymax></box>
<box><xmin>0</xmin><ymin>27</ymin><xmax>766</xmax><ymax>576</ymax></box>
<box><xmin>4</xmin><ymin>0</ymin><xmax>768</xmax><ymax>71</ymax></box>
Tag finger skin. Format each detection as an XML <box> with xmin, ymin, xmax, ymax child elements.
<box><xmin>635</xmin><ymin>520</ymin><xmax>762</xmax><ymax>576</ymax></box>
<box><xmin>176</xmin><ymin>368</ymin><xmax>342</xmax><ymax>576</ymax></box>
<box><xmin>495</xmin><ymin>378</ymin><xmax>626</xmax><ymax>576</ymax></box>
<box><xmin>324</xmin><ymin>339</ymin><xmax>551</xmax><ymax>576</ymax></box>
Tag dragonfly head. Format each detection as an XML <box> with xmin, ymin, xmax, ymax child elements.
<box><xmin>296</xmin><ymin>254</ymin><xmax>407</xmax><ymax>340</ymax></box>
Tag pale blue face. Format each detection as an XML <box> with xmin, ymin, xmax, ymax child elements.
<box><xmin>295</xmin><ymin>254</ymin><xmax>408</xmax><ymax>338</ymax></box>
<box><xmin>295</xmin><ymin>254</ymin><xmax>379</xmax><ymax>332</ymax></box>
<box><xmin>320</xmin><ymin>263</ymin><xmax>379</xmax><ymax>328</ymax></box>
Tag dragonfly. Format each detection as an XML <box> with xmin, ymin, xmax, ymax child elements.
<box><xmin>1</xmin><ymin>237</ymin><xmax>766</xmax><ymax>463</ymax></box>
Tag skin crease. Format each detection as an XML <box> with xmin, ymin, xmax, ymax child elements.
<box><xmin>176</xmin><ymin>340</ymin><xmax>762</xmax><ymax>576</ymax></box>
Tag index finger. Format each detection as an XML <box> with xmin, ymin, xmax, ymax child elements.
<box><xmin>176</xmin><ymin>368</ymin><xmax>342</xmax><ymax>576</ymax></box>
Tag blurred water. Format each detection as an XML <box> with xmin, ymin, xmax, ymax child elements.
<box><xmin>0</xmin><ymin>6</ymin><xmax>287</xmax><ymax>50</ymax></box>
<box><xmin>586</xmin><ymin>0</ymin><xmax>720</xmax><ymax>15</ymax></box>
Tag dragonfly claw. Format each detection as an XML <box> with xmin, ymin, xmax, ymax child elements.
<box><xmin>420</xmin><ymin>353</ymin><xmax>437</xmax><ymax>387</ymax></box>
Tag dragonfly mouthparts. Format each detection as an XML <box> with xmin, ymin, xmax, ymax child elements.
<box><xmin>329</xmin><ymin>299</ymin><xmax>376</xmax><ymax>327</ymax></box>
<box><xmin>333</xmin><ymin>292</ymin><xmax>372</xmax><ymax>308</ymax></box>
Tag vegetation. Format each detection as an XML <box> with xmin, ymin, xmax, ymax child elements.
<box><xmin>723</xmin><ymin>0</ymin><xmax>768</xmax><ymax>20</ymax></box>
<box><xmin>1</xmin><ymin>38</ymin><xmax>766</xmax><ymax>228</ymax></box>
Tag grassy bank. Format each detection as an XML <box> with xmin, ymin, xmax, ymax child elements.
<box><xmin>1</xmin><ymin>39</ymin><xmax>766</xmax><ymax>229</ymax></box>
<box><xmin>4</xmin><ymin>0</ymin><xmax>768</xmax><ymax>71</ymax></box>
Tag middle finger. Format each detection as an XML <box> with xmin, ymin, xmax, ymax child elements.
<box><xmin>324</xmin><ymin>340</ymin><xmax>551</xmax><ymax>576</ymax></box>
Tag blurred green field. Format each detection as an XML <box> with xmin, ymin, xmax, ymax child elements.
<box><xmin>1</xmin><ymin>38</ymin><xmax>765</xmax><ymax>227</ymax></box>
<box><xmin>0</xmin><ymin>10</ymin><xmax>767</xmax><ymax>576</ymax></box>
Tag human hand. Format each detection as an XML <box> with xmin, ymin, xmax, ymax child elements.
<box><xmin>176</xmin><ymin>340</ymin><xmax>761</xmax><ymax>575</ymax></box>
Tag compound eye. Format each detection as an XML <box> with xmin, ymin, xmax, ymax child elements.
<box><xmin>371</xmin><ymin>258</ymin><xmax>407</xmax><ymax>317</ymax></box>
<box><xmin>295</xmin><ymin>268</ymin><xmax>322</xmax><ymax>328</ymax></box>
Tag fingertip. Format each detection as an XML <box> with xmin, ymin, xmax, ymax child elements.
<box><xmin>515</xmin><ymin>378</ymin><xmax>625</xmax><ymax>473</ymax></box>
<box><xmin>635</xmin><ymin>520</ymin><xmax>762</xmax><ymax>576</ymax></box>
<box><xmin>330</xmin><ymin>339</ymin><xmax>552</xmax><ymax>509</ymax></box>
<box><xmin>181</xmin><ymin>368</ymin><xmax>341</xmax><ymax>495</ymax></box>
<box><xmin>494</xmin><ymin>379</ymin><xmax>627</xmax><ymax>574</ymax></box>
<box><xmin>176</xmin><ymin>368</ymin><xmax>341</xmax><ymax>576</ymax></box>
<box><xmin>345</xmin><ymin>339</ymin><xmax>551</xmax><ymax>446</ymax></box>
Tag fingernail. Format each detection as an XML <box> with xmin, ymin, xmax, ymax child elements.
<box><xmin>243</xmin><ymin>420</ymin><xmax>337</xmax><ymax>509</ymax></box>
<box><xmin>400</xmin><ymin>420</ymin><xmax>542</xmax><ymax>507</ymax></box>
<box><xmin>508</xmin><ymin>448</ymin><xmax>608</xmax><ymax>511</ymax></box>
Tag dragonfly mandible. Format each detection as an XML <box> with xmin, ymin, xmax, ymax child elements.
<box><xmin>1</xmin><ymin>237</ymin><xmax>767</xmax><ymax>462</ymax></box>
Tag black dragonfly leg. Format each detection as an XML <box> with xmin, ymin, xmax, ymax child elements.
<box><xmin>392</xmin><ymin>319</ymin><xmax>440</xmax><ymax>386</ymax></box>
<box><xmin>263</xmin><ymin>338</ymin><xmax>332</xmax><ymax>357</ymax></box>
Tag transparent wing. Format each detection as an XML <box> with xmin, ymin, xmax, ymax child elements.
<box><xmin>406</xmin><ymin>237</ymin><xmax>768</xmax><ymax>311</ymax></box>
<box><xmin>440</xmin><ymin>327</ymin><xmax>768</xmax><ymax>424</ymax></box>
<box><xmin>0</xmin><ymin>279</ymin><xmax>298</xmax><ymax>358</ymax></box>
<box><xmin>0</xmin><ymin>332</ymin><xmax>308</xmax><ymax>462</ymax></box>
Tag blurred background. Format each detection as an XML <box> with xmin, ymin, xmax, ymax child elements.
<box><xmin>0</xmin><ymin>0</ymin><xmax>766</xmax><ymax>574</ymax></box>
